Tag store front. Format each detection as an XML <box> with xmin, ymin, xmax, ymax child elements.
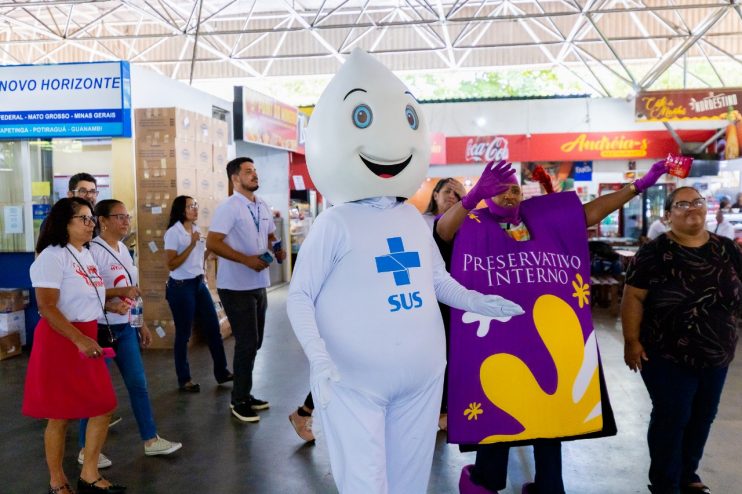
<box><xmin>0</xmin><ymin>61</ymin><xmax>133</xmax><ymax>344</ymax></box>
<box><xmin>0</xmin><ymin>61</ymin><xmax>132</xmax><ymax>252</ymax></box>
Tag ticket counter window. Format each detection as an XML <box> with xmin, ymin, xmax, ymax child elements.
<box><xmin>0</xmin><ymin>138</ymin><xmax>112</xmax><ymax>252</ymax></box>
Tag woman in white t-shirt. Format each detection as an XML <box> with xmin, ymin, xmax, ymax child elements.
<box><xmin>77</xmin><ymin>199</ymin><xmax>182</xmax><ymax>466</ymax></box>
<box><xmin>164</xmin><ymin>195</ymin><xmax>231</xmax><ymax>392</ymax></box>
<box><xmin>23</xmin><ymin>197</ymin><xmax>124</xmax><ymax>494</ymax></box>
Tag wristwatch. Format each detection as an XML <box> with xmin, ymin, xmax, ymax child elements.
<box><xmin>628</xmin><ymin>182</ymin><xmax>639</xmax><ymax>195</ymax></box>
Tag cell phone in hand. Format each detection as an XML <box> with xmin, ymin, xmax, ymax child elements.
<box><xmin>259</xmin><ymin>251</ymin><xmax>274</xmax><ymax>264</ymax></box>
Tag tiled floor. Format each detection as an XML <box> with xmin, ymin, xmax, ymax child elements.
<box><xmin>1</xmin><ymin>285</ymin><xmax>740</xmax><ymax>493</ymax></box>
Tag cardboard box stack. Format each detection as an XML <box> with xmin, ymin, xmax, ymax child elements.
<box><xmin>0</xmin><ymin>288</ymin><xmax>29</xmax><ymax>360</ymax></box>
<box><xmin>135</xmin><ymin>109</ymin><xmax>231</xmax><ymax>349</ymax></box>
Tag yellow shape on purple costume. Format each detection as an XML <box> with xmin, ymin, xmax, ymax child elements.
<box><xmin>478</xmin><ymin>294</ymin><xmax>602</xmax><ymax>443</ymax></box>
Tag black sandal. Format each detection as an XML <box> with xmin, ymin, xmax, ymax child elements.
<box><xmin>49</xmin><ymin>483</ymin><xmax>73</xmax><ymax>494</ymax></box>
<box><xmin>178</xmin><ymin>382</ymin><xmax>200</xmax><ymax>393</ymax></box>
<box><xmin>77</xmin><ymin>477</ymin><xmax>126</xmax><ymax>493</ymax></box>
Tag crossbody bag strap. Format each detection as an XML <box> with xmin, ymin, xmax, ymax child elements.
<box><xmin>92</xmin><ymin>239</ymin><xmax>134</xmax><ymax>286</ymax></box>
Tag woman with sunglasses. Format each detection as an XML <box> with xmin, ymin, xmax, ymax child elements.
<box><xmin>164</xmin><ymin>195</ymin><xmax>232</xmax><ymax>392</ymax></box>
<box><xmin>23</xmin><ymin>197</ymin><xmax>125</xmax><ymax>494</ymax></box>
<box><xmin>77</xmin><ymin>200</ymin><xmax>182</xmax><ymax>468</ymax></box>
<box><xmin>623</xmin><ymin>186</ymin><xmax>742</xmax><ymax>494</ymax></box>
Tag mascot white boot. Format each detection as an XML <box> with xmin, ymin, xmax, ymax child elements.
<box><xmin>287</xmin><ymin>49</ymin><xmax>524</xmax><ymax>494</ymax></box>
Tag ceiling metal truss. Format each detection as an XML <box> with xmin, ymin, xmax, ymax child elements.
<box><xmin>0</xmin><ymin>0</ymin><xmax>741</xmax><ymax>96</ymax></box>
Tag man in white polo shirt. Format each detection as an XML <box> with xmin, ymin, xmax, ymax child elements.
<box><xmin>206</xmin><ymin>157</ymin><xmax>286</xmax><ymax>423</ymax></box>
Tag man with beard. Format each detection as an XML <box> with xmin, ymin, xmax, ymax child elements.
<box><xmin>207</xmin><ymin>157</ymin><xmax>286</xmax><ymax>423</ymax></box>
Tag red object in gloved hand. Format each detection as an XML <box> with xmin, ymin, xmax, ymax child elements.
<box><xmin>530</xmin><ymin>166</ymin><xmax>554</xmax><ymax>194</ymax></box>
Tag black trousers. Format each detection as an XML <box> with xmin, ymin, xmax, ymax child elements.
<box><xmin>218</xmin><ymin>287</ymin><xmax>267</xmax><ymax>405</ymax></box>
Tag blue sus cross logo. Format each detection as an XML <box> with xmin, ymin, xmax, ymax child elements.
<box><xmin>375</xmin><ymin>237</ymin><xmax>420</xmax><ymax>286</ymax></box>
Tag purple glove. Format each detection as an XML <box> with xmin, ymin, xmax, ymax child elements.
<box><xmin>634</xmin><ymin>159</ymin><xmax>668</xmax><ymax>193</ymax></box>
<box><xmin>461</xmin><ymin>160</ymin><xmax>516</xmax><ymax>210</ymax></box>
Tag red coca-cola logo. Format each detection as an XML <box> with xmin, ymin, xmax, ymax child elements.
<box><xmin>465</xmin><ymin>136</ymin><xmax>509</xmax><ymax>162</ymax></box>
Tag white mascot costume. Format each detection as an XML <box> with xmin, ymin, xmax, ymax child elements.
<box><xmin>287</xmin><ymin>49</ymin><xmax>524</xmax><ymax>494</ymax></box>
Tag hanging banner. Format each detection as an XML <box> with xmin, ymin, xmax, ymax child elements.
<box><xmin>446</xmin><ymin>130</ymin><xmax>714</xmax><ymax>163</ymax></box>
<box><xmin>240</xmin><ymin>87</ymin><xmax>298</xmax><ymax>151</ymax></box>
<box><xmin>635</xmin><ymin>88</ymin><xmax>742</xmax><ymax>121</ymax></box>
<box><xmin>0</xmin><ymin>61</ymin><xmax>131</xmax><ymax>138</ymax></box>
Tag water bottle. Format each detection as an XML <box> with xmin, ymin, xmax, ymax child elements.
<box><xmin>129</xmin><ymin>297</ymin><xmax>144</xmax><ymax>328</ymax></box>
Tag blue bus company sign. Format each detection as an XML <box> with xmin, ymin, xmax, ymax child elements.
<box><xmin>0</xmin><ymin>61</ymin><xmax>132</xmax><ymax>138</ymax></box>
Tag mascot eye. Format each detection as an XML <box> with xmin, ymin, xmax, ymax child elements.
<box><xmin>352</xmin><ymin>104</ymin><xmax>373</xmax><ymax>129</ymax></box>
<box><xmin>405</xmin><ymin>105</ymin><xmax>419</xmax><ymax>130</ymax></box>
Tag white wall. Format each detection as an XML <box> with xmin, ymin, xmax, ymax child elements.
<box><xmin>131</xmin><ymin>66</ymin><xmax>233</xmax><ymax>117</ymax></box>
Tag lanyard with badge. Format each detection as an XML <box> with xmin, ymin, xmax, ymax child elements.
<box><xmin>65</xmin><ymin>245</ymin><xmax>116</xmax><ymax>346</ymax></box>
<box><xmin>246</xmin><ymin>200</ymin><xmax>265</xmax><ymax>250</ymax></box>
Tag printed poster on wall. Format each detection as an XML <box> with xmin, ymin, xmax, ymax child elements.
<box><xmin>241</xmin><ymin>88</ymin><xmax>298</xmax><ymax>151</ymax></box>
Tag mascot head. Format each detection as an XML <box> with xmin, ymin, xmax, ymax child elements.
<box><xmin>305</xmin><ymin>49</ymin><xmax>431</xmax><ymax>204</ymax></box>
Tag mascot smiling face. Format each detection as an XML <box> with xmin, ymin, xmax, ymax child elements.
<box><xmin>306</xmin><ymin>49</ymin><xmax>431</xmax><ymax>204</ymax></box>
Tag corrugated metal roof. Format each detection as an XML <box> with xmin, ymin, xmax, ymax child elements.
<box><xmin>0</xmin><ymin>0</ymin><xmax>740</xmax><ymax>96</ymax></box>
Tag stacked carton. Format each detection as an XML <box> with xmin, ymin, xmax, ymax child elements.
<box><xmin>0</xmin><ymin>288</ymin><xmax>29</xmax><ymax>360</ymax></box>
<box><xmin>135</xmin><ymin>108</ymin><xmax>231</xmax><ymax>349</ymax></box>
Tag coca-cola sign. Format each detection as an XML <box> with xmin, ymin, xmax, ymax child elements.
<box><xmin>464</xmin><ymin>136</ymin><xmax>509</xmax><ymax>162</ymax></box>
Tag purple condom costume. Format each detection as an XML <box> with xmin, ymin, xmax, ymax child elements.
<box><xmin>447</xmin><ymin>191</ymin><xmax>615</xmax><ymax>445</ymax></box>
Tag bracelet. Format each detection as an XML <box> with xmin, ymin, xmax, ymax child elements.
<box><xmin>629</xmin><ymin>182</ymin><xmax>640</xmax><ymax>195</ymax></box>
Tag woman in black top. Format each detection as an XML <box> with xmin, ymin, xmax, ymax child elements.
<box><xmin>622</xmin><ymin>186</ymin><xmax>742</xmax><ymax>494</ymax></box>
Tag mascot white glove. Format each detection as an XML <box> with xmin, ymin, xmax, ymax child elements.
<box><xmin>468</xmin><ymin>294</ymin><xmax>524</xmax><ymax>318</ymax></box>
<box><xmin>303</xmin><ymin>337</ymin><xmax>341</xmax><ymax>408</ymax></box>
<box><xmin>310</xmin><ymin>356</ymin><xmax>341</xmax><ymax>409</ymax></box>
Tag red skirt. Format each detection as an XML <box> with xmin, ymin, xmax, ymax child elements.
<box><xmin>22</xmin><ymin>319</ymin><xmax>116</xmax><ymax>419</ymax></box>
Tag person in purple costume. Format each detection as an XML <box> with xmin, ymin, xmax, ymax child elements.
<box><xmin>435</xmin><ymin>159</ymin><xmax>669</xmax><ymax>494</ymax></box>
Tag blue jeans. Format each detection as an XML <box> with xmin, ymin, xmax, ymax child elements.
<box><xmin>80</xmin><ymin>323</ymin><xmax>157</xmax><ymax>445</ymax></box>
<box><xmin>641</xmin><ymin>356</ymin><xmax>728</xmax><ymax>494</ymax></box>
<box><xmin>473</xmin><ymin>440</ymin><xmax>565</xmax><ymax>494</ymax></box>
<box><xmin>217</xmin><ymin>288</ymin><xmax>267</xmax><ymax>405</ymax></box>
<box><xmin>166</xmin><ymin>276</ymin><xmax>231</xmax><ymax>386</ymax></box>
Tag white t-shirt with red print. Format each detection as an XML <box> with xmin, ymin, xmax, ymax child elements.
<box><xmin>30</xmin><ymin>245</ymin><xmax>106</xmax><ymax>322</ymax></box>
<box><xmin>90</xmin><ymin>239</ymin><xmax>139</xmax><ymax>324</ymax></box>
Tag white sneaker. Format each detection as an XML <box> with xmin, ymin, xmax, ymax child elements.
<box><xmin>144</xmin><ymin>435</ymin><xmax>183</xmax><ymax>456</ymax></box>
<box><xmin>77</xmin><ymin>449</ymin><xmax>112</xmax><ymax>469</ymax></box>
